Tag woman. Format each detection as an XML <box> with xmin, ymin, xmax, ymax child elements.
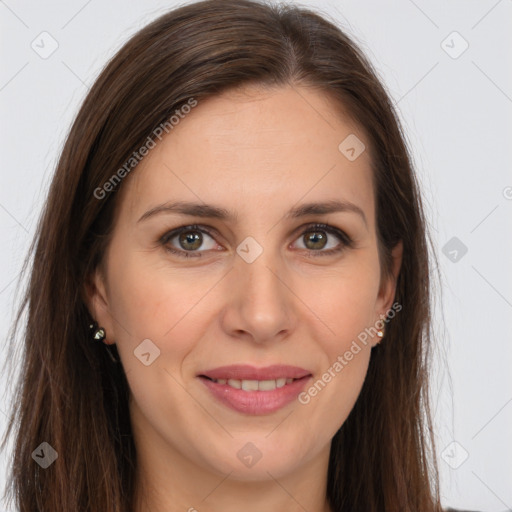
<box><xmin>2</xmin><ymin>0</ymin><xmax>453</xmax><ymax>510</ymax></box>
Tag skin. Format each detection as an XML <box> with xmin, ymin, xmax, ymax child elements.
<box><xmin>87</xmin><ymin>83</ymin><xmax>402</xmax><ymax>512</ymax></box>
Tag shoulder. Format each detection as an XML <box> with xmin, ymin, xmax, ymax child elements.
<box><xmin>444</xmin><ymin>509</ymin><xmax>480</xmax><ymax>512</ymax></box>
<box><xmin>445</xmin><ymin>508</ymin><xmax>512</xmax><ymax>512</ymax></box>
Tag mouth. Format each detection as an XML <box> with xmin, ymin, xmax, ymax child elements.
<box><xmin>197</xmin><ymin>364</ymin><xmax>312</xmax><ymax>415</ymax></box>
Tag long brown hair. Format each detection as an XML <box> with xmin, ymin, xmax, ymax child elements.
<box><xmin>2</xmin><ymin>0</ymin><xmax>442</xmax><ymax>510</ymax></box>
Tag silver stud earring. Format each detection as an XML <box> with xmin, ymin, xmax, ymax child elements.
<box><xmin>89</xmin><ymin>322</ymin><xmax>106</xmax><ymax>343</ymax></box>
<box><xmin>89</xmin><ymin>321</ymin><xmax>119</xmax><ymax>363</ymax></box>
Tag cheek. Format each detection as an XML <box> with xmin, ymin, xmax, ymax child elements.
<box><xmin>292</xmin><ymin>255</ymin><xmax>380</xmax><ymax>422</ymax></box>
<box><xmin>104</xmin><ymin>244</ymin><xmax>224</xmax><ymax>377</ymax></box>
<box><xmin>106</xmin><ymin>241</ymin><xmax>219</xmax><ymax>334</ymax></box>
<box><xmin>296</xmin><ymin>286</ymin><xmax>375</xmax><ymax>442</ymax></box>
<box><xmin>296</xmin><ymin>254</ymin><xmax>381</xmax><ymax>350</ymax></box>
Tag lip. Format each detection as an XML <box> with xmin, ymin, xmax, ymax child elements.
<box><xmin>198</xmin><ymin>364</ymin><xmax>312</xmax><ymax>415</ymax></box>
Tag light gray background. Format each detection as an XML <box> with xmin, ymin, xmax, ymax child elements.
<box><xmin>1</xmin><ymin>1</ymin><xmax>511</xmax><ymax>511</ymax></box>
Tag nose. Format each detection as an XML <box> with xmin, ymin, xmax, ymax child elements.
<box><xmin>219</xmin><ymin>249</ymin><xmax>298</xmax><ymax>344</ymax></box>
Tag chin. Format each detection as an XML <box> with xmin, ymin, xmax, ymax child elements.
<box><xmin>199</xmin><ymin>434</ymin><xmax>314</xmax><ymax>481</ymax></box>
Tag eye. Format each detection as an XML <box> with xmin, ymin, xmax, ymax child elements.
<box><xmin>291</xmin><ymin>223</ymin><xmax>353</xmax><ymax>257</ymax></box>
<box><xmin>160</xmin><ymin>225</ymin><xmax>220</xmax><ymax>258</ymax></box>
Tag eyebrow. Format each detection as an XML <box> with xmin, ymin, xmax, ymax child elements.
<box><xmin>137</xmin><ymin>199</ymin><xmax>367</xmax><ymax>227</ymax></box>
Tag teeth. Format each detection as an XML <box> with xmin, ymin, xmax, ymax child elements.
<box><xmin>227</xmin><ymin>379</ymin><xmax>241</xmax><ymax>389</ymax></box>
<box><xmin>241</xmin><ymin>379</ymin><xmax>259</xmax><ymax>391</ymax></box>
<box><xmin>259</xmin><ymin>379</ymin><xmax>277</xmax><ymax>391</ymax></box>
<box><xmin>213</xmin><ymin>377</ymin><xmax>298</xmax><ymax>391</ymax></box>
<box><xmin>276</xmin><ymin>378</ymin><xmax>286</xmax><ymax>388</ymax></box>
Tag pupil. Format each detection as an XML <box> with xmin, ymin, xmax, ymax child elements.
<box><xmin>179</xmin><ymin>231</ymin><xmax>202</xmax><ymax>250</ymax></box>
<box><xmin>306</xmin><ymin>231</ymin><xmax>326</xmax><ymax>250</ymax></box>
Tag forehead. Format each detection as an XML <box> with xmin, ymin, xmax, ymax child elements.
<box><xmin>119</xmin><ymin>84</ymin><xmax>375</xmax><ymax>225</ymax></box>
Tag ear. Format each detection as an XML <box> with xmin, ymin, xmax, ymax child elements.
<box><xmin>84</xmin><ymin>267</ymin><xmax>116</xmax><ymax>345</ymax></box>
<box><xmin>375</xmin><ymin>240</ymin><xmax>403</xmax><ymax>322</ymax></box>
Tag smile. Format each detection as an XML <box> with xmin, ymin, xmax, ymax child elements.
<box><xmin>197</xmin><ymin>365</ymin><xmax>312</xmax><ymax>415</ymax></box>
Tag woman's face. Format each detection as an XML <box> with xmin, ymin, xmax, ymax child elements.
<box><xmin>89</xmin><ymin>84</ymin><xmax>401</xmax><ymax>484</ymax></box>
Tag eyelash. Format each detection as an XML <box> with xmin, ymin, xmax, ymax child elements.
<box><xmin>159</xmin><ymin>223</ymin><xmax>354</xmax><ymax>259</ymax></box>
